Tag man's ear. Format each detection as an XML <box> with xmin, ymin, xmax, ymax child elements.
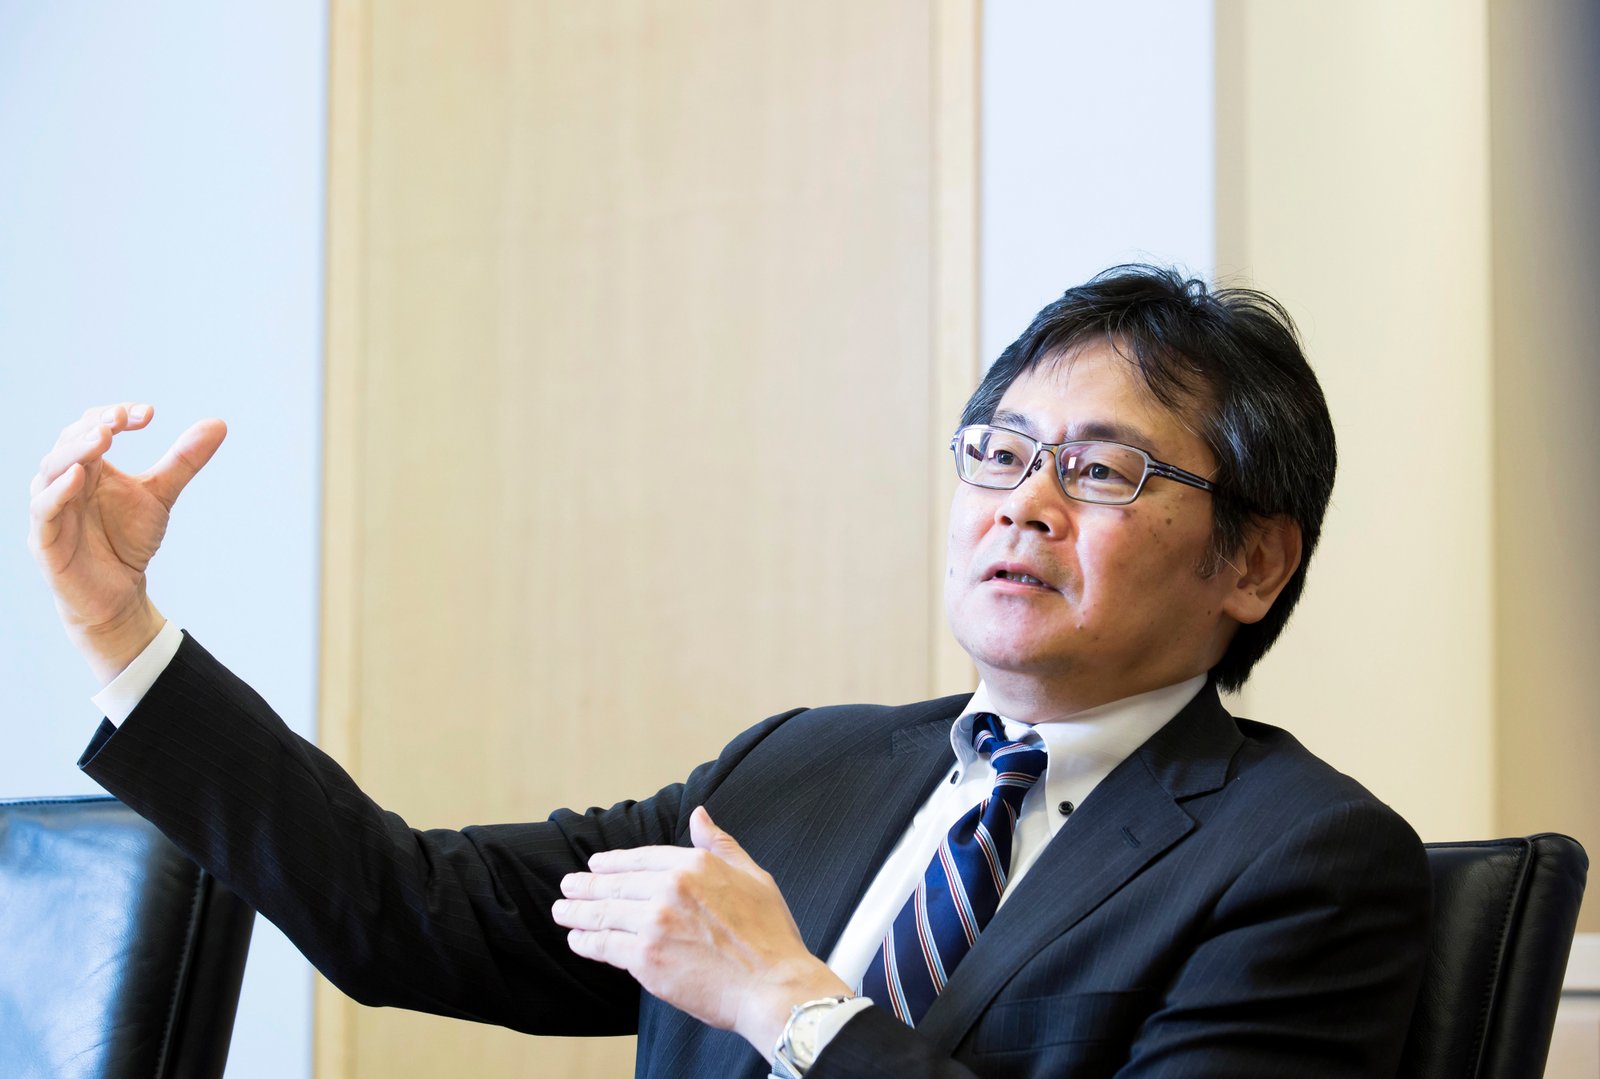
<box><xmin>1219</xmin><ymin>515</ymin><xmax>1302</xmax><ymax>626</ymax></box>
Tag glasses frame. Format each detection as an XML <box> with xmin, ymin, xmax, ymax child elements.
<box><xmin>949</xmin><ymin>424</ymin><xmax>1217</xmax><ymax>506</ymax></box>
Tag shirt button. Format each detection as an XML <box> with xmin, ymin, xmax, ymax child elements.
<box><xmin>1058</xmin><ymin>800</ymin><xmax>1075</xmax><ymax>817</ymax></box>
<box><xmin>950</xmin><ymin>770</ymin><xmax>961</xmax><ymax>784</ymax></box>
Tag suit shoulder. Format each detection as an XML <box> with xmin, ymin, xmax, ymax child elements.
<box><xmin>790</xmin><ymin>693</ymin><xmax>971</xmax><ymax>729</ymax></box>
<box><xmin>1227</xmin><ymin>716</ymin><xmax>1413</xmax><ymax>826</ymax></box>
<box><xmin>724</xmin><ymin>693</ymin><xmax>967</xmax><ymax>773</ymax></box>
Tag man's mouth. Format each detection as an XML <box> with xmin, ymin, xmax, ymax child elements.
<box><xmin>986</xmin><ymin>564</ymin><xmax>1057</xmax><ymax>590</ymax></box>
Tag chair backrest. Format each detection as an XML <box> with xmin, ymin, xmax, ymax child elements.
<box><xmin>0</xmin><ymin>795</ymin><xmax>255</xmax><ymax>1079</ymax></box>
<box><xmin>1399</xmin><ymin>833</ymin><xmax>1588</xmax><ymax>1079</ymax></box>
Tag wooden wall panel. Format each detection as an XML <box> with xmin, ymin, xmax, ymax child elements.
<box><xmin>1214</xmin><ymin>0</ymin><xmax>1495</xmax><ymax>843</ymax></box>
<box><xmin>321</xmin><ymin>2</ymin><xmax>977</xmax><ymax>1075</ymax></box>
<box><xmin>1487</xmin><ymin>0</ymin><xmax>1600</xmax><ymax>934</ymax></box>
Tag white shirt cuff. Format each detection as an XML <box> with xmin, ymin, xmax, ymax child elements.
<box><xmin>812</xmin><ymin>996</ymin><xmax>876</xmax><ymax>1057</ymax></box>
<box><xmin>91</xmin><ymin>620</ymin><xmax>183</xmax><ymax>725</ymax></box>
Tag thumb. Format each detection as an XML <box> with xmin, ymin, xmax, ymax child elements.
<box><xmin>145</xmin><ymin>418</ymin><xmax>228</xmax><ymax>509</ymax></box>
<box><xmin>689</xmin><ymin>805</ymin><xmax>751</xmax><ymax>867</ymax></box>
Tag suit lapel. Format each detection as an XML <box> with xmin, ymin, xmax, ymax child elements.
<box><xmin>915</xmin><ymin>683</ymin><xmax>1245</xmax><ymax>1052</ymax></box>
<box><xmin>768</xmin><ymin>697</ymin><xmax>966</xmax><ymax>961</ymax></box>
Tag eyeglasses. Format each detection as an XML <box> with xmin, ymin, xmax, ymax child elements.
<box><xmin>949</xmin><ymin>424</ymin><xmax>1217</xmax><ymax>506</ymax></box>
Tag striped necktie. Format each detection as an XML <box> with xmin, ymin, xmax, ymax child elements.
<box><xmin>860</xmin><ymin>713</ymin><xmax>1048</xmax><ymax>1025</ymax></box>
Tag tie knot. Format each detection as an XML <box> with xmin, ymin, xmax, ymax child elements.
<box><xmin>970</xmin><ymin>713</ymin><xmax>1047</xmax><ymax>790</ymax></box>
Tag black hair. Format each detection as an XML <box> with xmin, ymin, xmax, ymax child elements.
<box><xmin>961</xmin><ymin>264</ymin><xmax>1336</xmax><ymax>690</ymax></box>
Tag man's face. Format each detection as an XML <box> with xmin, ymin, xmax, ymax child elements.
<box><xmin>944</xmin><ymin>341</ymin><xmax>1241</xmax><ymax>718</ymax></box>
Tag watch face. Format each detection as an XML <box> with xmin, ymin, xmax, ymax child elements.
<box><xmin>788</xmin><ymin>1019</ymin><xmax>819</xmax><ymax>1063</ymax></box>
<box><xmin>782</xmin><ymin>996</ymin><xmax>848</xmax><ymax>1072</ymax></box>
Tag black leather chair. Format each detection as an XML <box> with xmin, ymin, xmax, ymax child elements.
<box><xmin>0</xmin><ymin>795</ymin><xmax>255</xmax><ymax>1079</ymax></box>
<box><xmin>1399</xmin><ymin>833</ymin><xmax>1588</xmax><ymax>1079</ymax></box>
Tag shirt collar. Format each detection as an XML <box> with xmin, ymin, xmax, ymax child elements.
<box><xmin>951</xmin><ymin>674</ymin><xmax>1208</xmax><ymax>836</ymax></box>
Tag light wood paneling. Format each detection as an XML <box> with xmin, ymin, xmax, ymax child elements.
<box><xmin>1487</xmin><ymin>0</ymin><xmax>1600</xmax><ymax>934</ymax></box>
<box><xmin>1215</xmin><ymin>0</ymin><xmax>1494</xmax><ymax>843</ymax></box>
<box><xmin>320</xmin><ymin>2</ymin><xmax>977</xmax><ymax>1075</ymax></box>
<box><xmin>931</xmin><ymin>0</ymin><xmax>981</xmax><ymax>692</ymax></box>
<box><xmin>1216</xmin><ymin>5</ymin><xmax>1600</xmax><ymax>930</ymax></box>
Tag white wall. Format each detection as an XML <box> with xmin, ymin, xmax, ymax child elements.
<box><xmin>0</xmin><ymin>5</ymin><xmax>325</xmax><ymax>1077</ymax></box>
<box><xmin>981</xmin><ymin>0</ymin><xmax>1215</xmax><ymax>363</ymax></box>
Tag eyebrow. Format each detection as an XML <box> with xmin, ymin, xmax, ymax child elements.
<box><xmin>990</xmin><ymin>409</ymin><xmax>1160</xmax><ymax>453</ymax></box>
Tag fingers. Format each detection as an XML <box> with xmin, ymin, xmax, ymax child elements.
<box><xmin>556</xmin><ymin>814</ymin><xmax>766</xmax><ymax>936</ymax></box>
<box><xmin>97</xmin><ymin>402</ymin><xmax>154</xmax><ymax>432</ymax></box>
<box><xmin>562</xmin><ymin>925</ymin><xmax>640</xmax><ymax>971</ymax></box>
<box><xmin>34</xmin><ymin>403</ymin><xmax>156</xmax><ymax>491</ymax></box>
<box><xmin>580</xmin><ymin>811</ymin><xmax>756</xmax><ymax>882</ymax></box>
<box><xmin>556</xmin><ymin>849</ymin><xmax>712</xmax><ymax>938</ymax></box>
<box><xmin>73</xmin><ymin>402</ymin><xmax>152</xmax><ymax>436</ymax></box>
<box><xmin>690</xmin><ymin>805</ymin><xmax>755</xmax><ymax>869</ymax></box>
<box><xmin>554</xmin><ymin>822</ymin><xmax>816</xmax><ymax>1031</ymax></box>
<box><xmin>553</xmin><ymin>889</ymin><xmax>667</xmax><ymax>973</ymax></box>
<box><xmin>27</xmin><ymin>463</ymin><xmax>85</xmax><ymax>555</ymax></box>
<box><xmin>561</xmin><ymin>869</ymin><xmax>671</xmax><ymax>902</ymax></box>
<box><xmin>587</xmin><ymin>843</ymin><xmax>710</xmax><ymax>874</ymax></box>
<box><xmin>143</xmin><ymin>418</ymin><xmax>227</xmax><ymax>510</ymax></box>
<box><xmin>551</xmin><ymin>889</ymin><xmax>657</xmax><ymax>972</ymax></box>
<box><xmin>66</xmin><ymin>402</ymin><xmax>153</xmax><ymax>445</ymax></box>
<box><xmin>552</xmin><ymin>895</ymin><xmax>640</xmax><ymax>931</ymax></box>
<box><xmin>36</xmin><ymin>417</ymin><xmax>113</xmax><ymax>491</ymax></box>
<box><xmin>689</xmin><ymin>805</ymin><xmax>718</xmax><ymax>849</ymax></box>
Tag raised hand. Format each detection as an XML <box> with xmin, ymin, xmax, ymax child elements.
<box><xmin>28</xmin><ymin>403</ymin><xmax>227</xmax><ymax>682</ymax></box>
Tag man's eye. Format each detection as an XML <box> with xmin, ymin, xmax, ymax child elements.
<box><xmin>1075</xmin><ymin>455</ymin><xmax>1137</xmax><ymax>488</ymax></box>
<box><xmin>990</xmin><ymin>449</ymin><xmax>1019</xmax><ymax>467</ymax></box>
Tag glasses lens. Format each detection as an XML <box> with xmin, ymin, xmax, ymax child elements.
<box><xmin>956</xmin><ymin>426</ymin><xmax>1036</xmax><ymax>488</ymax></box>
<box><xmin>1060</xmin><ymin>442</ymin><xmax>1147</xmax><ymax>504</ymax></box>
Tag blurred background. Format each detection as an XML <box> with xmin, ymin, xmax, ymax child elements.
<box><xmin>2</xmin><ymin>2</ymin><xmax>1595</xmax><ymax>1076</ymax></box>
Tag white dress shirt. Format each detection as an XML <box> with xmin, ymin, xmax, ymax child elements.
<box><xmin>92</xmin><ymin>619</ymin><xmax>183</xmax><ymax>724</ymax></box>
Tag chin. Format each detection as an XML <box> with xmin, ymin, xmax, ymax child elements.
<box><xmin>955</xmin><ymin>632</ymin><xmax>1067</xmax><ymax>680</ymax></box>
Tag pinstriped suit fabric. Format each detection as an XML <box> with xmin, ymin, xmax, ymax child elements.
<box><xmin>81</xmin><ymin>634</ymin><xmax>1431</xmax><ymax>1078</ymax></box>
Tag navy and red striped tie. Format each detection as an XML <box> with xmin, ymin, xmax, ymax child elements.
<box><xmin>860</xmin><ymin>713</ymin><xmax>1048</xmax><ymax>1025</ymax></box>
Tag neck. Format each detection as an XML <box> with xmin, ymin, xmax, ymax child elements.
<box><xmin>976</xmin><ymin>664</ymin><xmax>1208</xmax><ymax>724</ymax></box>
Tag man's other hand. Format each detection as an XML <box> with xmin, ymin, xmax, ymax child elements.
<box><xmin>28</xmin><ymin>403</ymin><xmax>226</xmax><ymax>683</ymax></box>
<box><xmin>554</xmin><ymin>806</ymin><xmax>853</xmax><ymax>1060</ymax></box>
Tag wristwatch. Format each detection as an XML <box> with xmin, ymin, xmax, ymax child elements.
<box><xmin>770</xmin><ymin>994</ymin><xmax>856</xmax><ymax>1078</ymax></box>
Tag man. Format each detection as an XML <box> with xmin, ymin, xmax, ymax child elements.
<box><xmin>28</xmin><ymin>266</ymin><xmax>1430</xmax><ymax>1077</ymax></box>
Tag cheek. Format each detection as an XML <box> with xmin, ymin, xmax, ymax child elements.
<box><xmin>1076</xmin><ymin>515</ymin><xmax>1190</xmax><ymax>597</ymax></box>
<box><xmin>945</xmin><ymin>493</ymin><xmax>986</xmax><ymax>558</ymax></box>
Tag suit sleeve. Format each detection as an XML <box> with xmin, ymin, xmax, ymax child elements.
<box><xmin>811</xmin><ymin>797</ymin><xmax>1430</xmax><ymax>1079</ymax></box>
<box><xmin>79</xmin><ymin>631</ymin><xmax>801</xmax><ymax>1038</ymax></box>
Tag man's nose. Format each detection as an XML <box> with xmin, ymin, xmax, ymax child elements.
<box><xmin>994</xmin><ymin>450</ymin><xmax>1069</xmax><ymax>534</ymax></box>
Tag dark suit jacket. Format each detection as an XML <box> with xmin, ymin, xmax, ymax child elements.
<box><xmin>80</xmin><ymin>633</ymin><xmax>1430</xmax><ymax>1078</ymax></box>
